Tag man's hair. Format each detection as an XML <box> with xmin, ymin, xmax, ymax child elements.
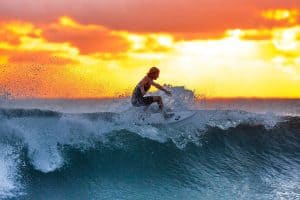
<box><xmin>147</xmin><ymin>67</ymin><xmax>160</xmax><ymax>77</ymax></box>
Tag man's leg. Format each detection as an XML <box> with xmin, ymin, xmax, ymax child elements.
<box><xmin>152</xmin><ymin>96</ymin><xmax>163</xmax><ymax>110</ymax></box>
<box><xmin>153</xmin><ymin>96</ymin><xmax>175</xmax><ymax>119</ymax></box>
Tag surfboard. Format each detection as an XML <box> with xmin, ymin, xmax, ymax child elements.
<box><xmin>139</xmin><ymin>111</ymin><xmax>196</xmax><ymax>125</ymax></box>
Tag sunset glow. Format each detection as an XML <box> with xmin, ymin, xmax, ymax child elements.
<box><xmin>0</xmin><ymin>1</ymin><xmax>299</xmax><ymax>98</ymax></box>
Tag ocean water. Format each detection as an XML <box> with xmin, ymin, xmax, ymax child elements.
<box><xmin>0</xmin><ymin>87</ymin><xmax>299</xmax><ymax>200</ymax></box>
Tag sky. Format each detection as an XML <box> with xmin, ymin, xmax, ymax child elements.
<box><xmin>0</xmin><ymin>0</ymin><xmax>299</xmax><ymax>98</ymax></box>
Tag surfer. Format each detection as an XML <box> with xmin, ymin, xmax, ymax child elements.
<box><xmin>131</xmin><ymin>67</ymin><xmax>173</xmax><ymax>118</ymax></box>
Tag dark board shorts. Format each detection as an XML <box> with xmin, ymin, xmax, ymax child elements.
<box><xmin>131</xmin><ymin>87</ymin><xmax>154</xmax><ymax>107</ymax></box>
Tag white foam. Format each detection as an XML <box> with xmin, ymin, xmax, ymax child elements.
<box><xmin>117</xmin><ymin>104</ymin><xmax>280</xmax><ymax>148</ymax></box>
<box><xmin>5</xmin><ymin>114</ymin><xmax>122</xmax><ymax>173</ymax></box>
<box><xmin>149</xmin><ymin>85</ymin><xmax>195</xmax><ymax>111</ymax></box>
<box><xmin>0</xmin><ymin>144</ymin><xmax>22</xmax><ymax>198</ymax></box>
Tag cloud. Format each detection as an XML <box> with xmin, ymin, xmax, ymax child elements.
<box><xmin>261</xmin><ymin>9</ymin><xmax>299</xmax><ymax>24</ymax></box>
<box><xmin>42</xmin><ymin>17</ymin><xmax>130</xmax><ymax>54</ymax></box>
<box><xmin>0</xmin><ymin>0</ymin><xmax>299</xmax><ymax>34</ymax></box>
<box><xmin>240</xmin><ymin>30</ymin><xmax>273</xmax><ymax>40</ymax></box>
<box><xmin>7</xmin><ymin>51</ymin><xmax>76</xmax><ymax>65</ymax></box>
<box><xmin>0</xmin><ymin>20</ymin><xmax>40</xmax><ymax>48</ymax></box>
<box><xmin>0</xmin><ymin>17</ymin><xmax>131</xmax><ymax>60</ymax></box>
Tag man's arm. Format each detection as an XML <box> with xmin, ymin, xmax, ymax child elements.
<box><xmin>152</xmin><ymin>81</ymin><xmax>172</xmax><ymax>96</ymax></box>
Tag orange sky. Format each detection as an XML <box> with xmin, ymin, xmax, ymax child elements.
<box><xmin>0</xmin><ymin>0</ymin><xmax>299</xmax><ymax>98</ymax></box>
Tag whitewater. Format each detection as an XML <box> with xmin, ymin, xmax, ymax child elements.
<box><xmin>0</xmin><ymin>87</ymin><xmax>299</xmax><ymax>200</ymax></box>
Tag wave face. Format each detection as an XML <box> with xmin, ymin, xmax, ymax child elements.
<box><xmin>0</xmin><ymin>106</ymin><xmax>299</xmax><ymax>200</ymax></box>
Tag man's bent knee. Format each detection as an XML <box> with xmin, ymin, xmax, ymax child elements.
<box><xmin>153</xmin><ymin>96</ymin><xmax>161</xmax><ymax>102</ymax></box>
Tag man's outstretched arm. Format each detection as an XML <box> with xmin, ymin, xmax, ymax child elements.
<box><xmin>152</xmin><ymin>82</ymin><xmax>172</xmax><ymax>96</ymax></box>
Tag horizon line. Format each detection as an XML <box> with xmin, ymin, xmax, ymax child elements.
<box><xmin>6</xmin><ymin>96</ymin><xmax>300</xmax><ymax>101</ymax></box>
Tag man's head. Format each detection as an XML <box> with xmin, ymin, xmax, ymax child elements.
<box><xmin>147</xmin><ymin>67</ymin><xmax>160</xmax><ymax>80</ymax></box>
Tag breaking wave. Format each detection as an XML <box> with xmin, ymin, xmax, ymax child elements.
<box><xmin>0</xmin><ymin>106</ymin><xmax>299</xmax><ymax>199</ymax></box>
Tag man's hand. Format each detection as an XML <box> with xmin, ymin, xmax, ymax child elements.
<box><xmin>165</xmin><ymin>90</ymin><xmax>172</xmax><ymax>96</ymax></box>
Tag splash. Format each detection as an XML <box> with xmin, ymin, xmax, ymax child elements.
<box><xmin>0</xmin><ymin>144</ymin><xmax>22</xmax><ymax>199</ymax></box>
